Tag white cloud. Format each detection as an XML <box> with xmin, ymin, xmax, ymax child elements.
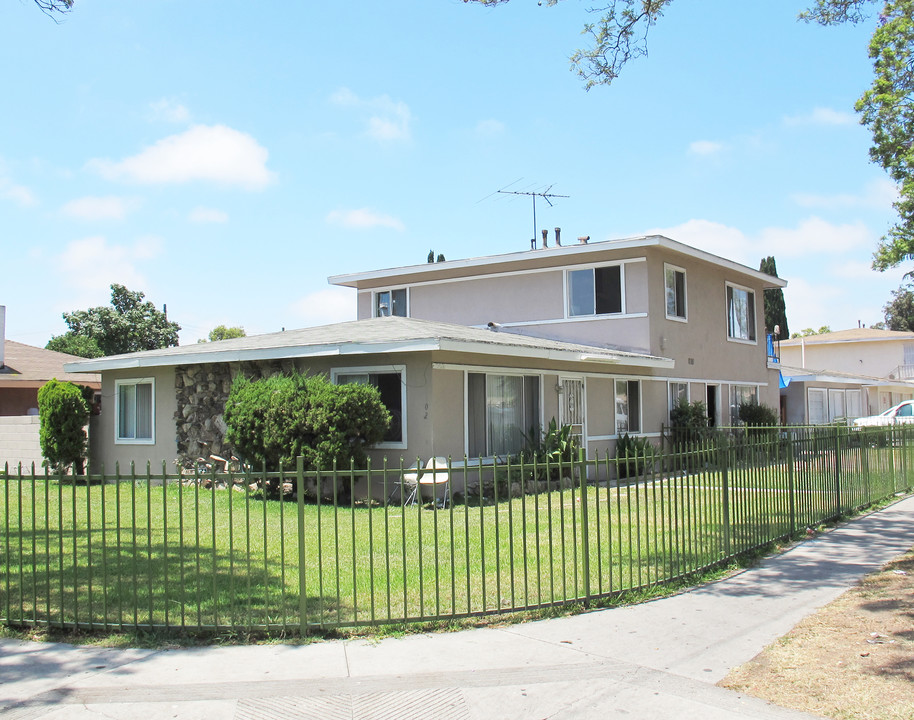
<box><xmin>54</xmin><ymin>235</ymin><xmax>162</xmax><ymax>295</ymax></box>
<box><xmin>87</xmin><ymin>124</ymin><xmax>276</xmax><ymax>190</ymax></box>
<box><xmin>647</xmin><ymin>216</ymin><xmax>872</xmax><ymax>266</ymax></box>
<box><xmin>784</xmin><ymin>107</ymin><xmax>856</xmax><ymax>127</ymax></box>
<box><xmin>61</xmin><ymin>195</ymin><xmax>139</xmax><ymax>220</ymax></box>
<box><xmin>326</xmin><ymin>207</ymin><xmax>405</xmax><ymax>231</ymax></box>
<box><xmin>792</xmin><ymin>178</ymin><xmax>897</xmax><ymax>211</ymax></box>
<box><xmin>288</xmin><ymin>287</ymin><xmax>356</xmax><ymax>327</ymax></box>
<box><xmin>330</xmin><ymin>87</ymin><xmax>412</xmax><ymax>142</ymax></box>
<box><xmin>688</xmin><ymin>140</ymin><xmax>724</xmax><ymax>156</ymax></box>
<box><xmin>149</xmin><ymin>98</ymin><xmax>191</xmax><ymax>124</ymax></box>
<box><xmin>475</xmin><ymin>119</ymin><xmax>505</xmax><ymax>137</ymax></box>
<box><xmin>189</xmin><ymin>206</ymin><xmax>229</xmax><ymax>224</ymax></box>
<box><xmin>0</xmin><ymin>180</ymin><xmax>37</xmax><ymax>207</ymax></box>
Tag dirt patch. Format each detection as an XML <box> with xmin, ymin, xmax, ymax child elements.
<box><xmin>721</xmin><ymin>548</ymin><xmax>914</xmax><ymax>720</ymax></box>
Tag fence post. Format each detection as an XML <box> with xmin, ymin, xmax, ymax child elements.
<box><xmin>577</xmin><ymin>448</ymin><xmax>590</xmax><ymax>603</ymax></box>
<box><xmin>787</xmin><ymin>434</ymin><xmax>796</xmax><ymax>535</ymax></box>
<box><xmin>296</xmin><ymin>456</ymin><xmax>307</xmax><ymax>635</ymax></box>
<box><xmin>833</xmin><ymin>425</ymin><xmax>842</xmax><ymax>518</ymax></box>
<box><xmin>721</xmin><ymin>433</ymin><xmax>731</xmax><ymax>558</ymax></box>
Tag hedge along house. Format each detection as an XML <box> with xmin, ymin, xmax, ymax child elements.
<box><xmin>64</xmin><ymin>234</ymin><xmax>784</xmax><ymax>482</ymax></box>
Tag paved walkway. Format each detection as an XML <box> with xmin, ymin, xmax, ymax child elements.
<box><xmin>2</xmin><ymin>495</ymin><xmax>913</xmax><ymax>720</ymax></box>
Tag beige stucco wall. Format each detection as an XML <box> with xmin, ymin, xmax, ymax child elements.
<box><xmin>779</xmin><ymin>339</ymin><xmax>908</xmax><ymax>378</ymax></box>
<box><xmin>92</xmin><ymin>366</ymin><xmax>178</xmax><ymax>472</ymax></box>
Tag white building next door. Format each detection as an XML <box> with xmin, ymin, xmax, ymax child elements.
<box><xmin>559</xmin><ymin>377</ymin><xmax>585</xmax><ymax>453</ymax></box>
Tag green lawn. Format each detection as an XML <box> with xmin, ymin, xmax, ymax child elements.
<box><xmin>1</xmin><ymin>442</ymin><xmax>907</xmax><ymax>635</ymax></box>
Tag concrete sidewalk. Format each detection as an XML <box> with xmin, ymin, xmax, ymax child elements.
<box><xmin>2</xmin><ymin>495</ymin><xmax>912</xmax><ymax>720</ymax></box>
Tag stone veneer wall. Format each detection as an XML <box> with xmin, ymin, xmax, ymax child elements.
<box><xmin>174</xmin><ymin>359</ymin><xmax>298</xmax><ymax>466</ymax></box>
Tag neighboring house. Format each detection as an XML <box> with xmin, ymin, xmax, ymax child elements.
<box><xmin>64</xmin><ymin>235</ymin><xmax>784</xmax><ymax>471</ymax></box>
<box><xmin>778</xmin><ymin>329</ymin><xmax>914</xmax><ymax>424</ymax></box>
<box><xmin>0</xmin><ymin>306</ymin><xmax>101</xmax><ymax>469</ymax></box>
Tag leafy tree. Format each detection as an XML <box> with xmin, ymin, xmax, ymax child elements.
<box><xmin>224</xmin><ymin>371</ymin><xmax>390</xmax><ymax>471</ymax></box>
<box><xmin>790</xmin><ymin>326</ymin><xmax>833</xmax><ymax>338</ymax></box>
<box><xmin>34</xmin><ymin>0</ymin><xmax>74</xmax><ymax>16</ymax></box>
<box><xmin>37</xmin><ymin>379</ymin><xmax>90</xmax><ymax>474</ymax></box>
<box><xmin>58</xmin><ymin>284</ymin><xmax>180</xmax><ymax>357</ymax></box>
<box><xmin>45</xmin><ymin>333</ymin><xmax>103</xmax><ymax>359</ymax></box>
<box><xmin>198</xmin><ymin>325</ymin><xmax>246</xmax><ymax>343</ymax></box>
<box><xmin>464</xmin><ymin>0</ymin><xmax>914</xmax><ymax>272</ymax></box>
<box><xmin>759</xmin><ymin>257</ymin><xmax>790</xmax><ymax>339</ymax></box>
<box><xmin>883</xmin><ymin>283</ymin><xmax>914</xmax><ymax>330</ymax></box>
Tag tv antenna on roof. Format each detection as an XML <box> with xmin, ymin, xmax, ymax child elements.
<box><xmin>494</xmin><ymin>182</ymin><xmax>569</xmax><ymax>249</ymax></box>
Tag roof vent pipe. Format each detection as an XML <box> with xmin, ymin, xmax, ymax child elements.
<box><xmin>578</xmin><ymin>235</ymin><xmax>590</xmax><ymax>244</ymax></box>
<box><xmin>555</xmin><ymin>227</ymin><xmax>561</xmax><ymax>246</ymax></box>
<box><xmin>541</xmin><ymin>228</ymin><xmax>548</xmax><ymax>248</ymax></box>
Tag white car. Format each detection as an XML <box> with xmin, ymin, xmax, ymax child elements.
<box><xmin>853</xmin><ymin>400</ymin><xmax>914</xmax><ymax>427</ymax></box>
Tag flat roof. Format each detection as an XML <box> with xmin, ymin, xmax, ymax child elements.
<box><xmin>328</xmin><ymin>234</ymin><xmax>788</xmax><ymax>290</ymax></box>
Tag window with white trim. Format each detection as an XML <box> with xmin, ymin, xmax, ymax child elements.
<box><xmin>726</xmin><ymin>283</ymin><xmax>756</xmax><ymax>342</ymax></box>
<box><xmin>729</xmin><ymin>384</ymin><xmax>758</xmax><ymax>424</ymax></box>
<box><xmin>374</xmin><ymin>288</ymin><xmax>407</xmax><ymax>317</ymax></box>
<box><xmin>467</xmin><ymin>373</ymin><xmax>540</xmax><ymax>458</ymax></box>
<box><xmin>568</xmin><ymin>265</ymin><xmax>623</xmax><ymax>317</ymax></box>
<box><xmin>333</xmin><ymin>366</ymin><xmax>406</xmax><ymax>447</ymax></box>
<box><xmin>669</xmin><ymin>381</ymin><xmax>689</xmax><ymax>420</ymax></box>
<box><xmin>115</xmin><ymin>378</ymin><xmax>155</xmax><ymax>444</ymax></box>
<box><xmin>664</xmin><ymin>264</ymin><xmax>687</xmax><ymax>320</ymax></box>
<box><xmin>615</xmin><ymin>379</ymin><xmax>641</xmax><ymax>435</ymax></box>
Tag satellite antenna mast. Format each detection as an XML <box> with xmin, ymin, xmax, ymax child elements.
<box><xmin>497</xmin><ymin>184</ymin><xmax>569</xmax><ymax>249</ymax></box>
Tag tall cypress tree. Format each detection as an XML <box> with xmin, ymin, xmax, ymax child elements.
<box><xmin>759</xmin><ymin>256</ymin><xmax>789</xmax><ymax>339</ymax></box>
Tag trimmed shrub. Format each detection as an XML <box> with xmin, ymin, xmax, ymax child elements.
<box><xmin>223</xmin><ymin>371</ymin><xmax>391</xmax><ymax>471</ymax></box>
<box><xmin>669</xmin><ymin>397</ymin><xmax>709</xmax><ymax>449</ymax></box>
<box><xmin>737</xmin><ymin>400</ymin><xmax>779</xmax><ymax>427</ymax></box>
<box><xmin>37</xmin><ymin>378</ymin><xmax>91</xmax><ymax>474</ymax></box>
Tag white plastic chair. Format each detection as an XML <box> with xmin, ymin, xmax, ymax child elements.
<box><xmin>402</xmin><ymin>457</ymin><xmax>450</xmax><ymax>508</ymax></box>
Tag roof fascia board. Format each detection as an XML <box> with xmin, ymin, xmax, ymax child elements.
<box><xmin>329</xmin><ymin>234</ymin><xmax>786</xmax><ymax>289</ymax></box>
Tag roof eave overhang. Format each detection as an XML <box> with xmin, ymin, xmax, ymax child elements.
<box><xmin>64</xmin><ymin>337</ymin><xmax>673</xmax><ymax>373</ymax></box>
<box><xmin>328</xmin><ymin>234</ymin><xmax>787</xmax><ymax>290</ymax></box>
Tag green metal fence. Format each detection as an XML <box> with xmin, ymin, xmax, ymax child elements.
<box><xmin>2</xmin><ymin>425</ymin><xmax>911</xmax><ymax>635</ymax></box>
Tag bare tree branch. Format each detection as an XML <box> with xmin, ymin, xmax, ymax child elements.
<box><xmin>32</xmin><ymin>0</ymin><xmax>74</xmax><ymax>21</ymax></box>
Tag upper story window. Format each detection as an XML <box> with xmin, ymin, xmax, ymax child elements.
<box><xmin>726</xmin><ymin>283</ymin><xmax>756</xmax><ymax>342</ymax></box>
<box><xmin>664</xmin><ymin>264</ymin><xmax>687</xmax><ymax>321</ymax></box>
<box><xmin>115</xmin><ymin>378</ymin><xmax>155</xmax><ymax>444</ymax></box>
<box><xmin>375</xmin><ymin>288</ymin><xmax>407</xmax><ymax>317</ymax></box>
<box><xmin>332</xmin><ymin>366</ymin><xmax>406</xmax><ymax>447</ymax></box>
<box><xmin>568</xmin><ymin>265</ymin><xmax>623</xmax><ymax>317</ymax></box>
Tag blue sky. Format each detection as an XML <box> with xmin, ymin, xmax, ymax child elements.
<box><xmin>1</xmin><ymin>0</ymin><xmax>905</xmax><ymax>345</ymax></box>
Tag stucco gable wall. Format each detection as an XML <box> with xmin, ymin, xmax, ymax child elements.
<box><xmin>779</xmin><ymin>339</ymin><xmax>909</xmax><ymax>378</ymax></box>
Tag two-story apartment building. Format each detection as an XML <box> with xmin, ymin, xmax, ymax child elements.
<box><xmin>61</xmin><ymin>235</ymin><xmax>784</xmax><ymax>471</ymax></box>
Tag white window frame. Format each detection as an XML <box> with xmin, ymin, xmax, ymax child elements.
<box><xmin>330</xmin><ymin>364</ymin><xmax>407</xmax><ymax>450</ymax></box>
<box><xmin>373</xmin><ymin>288</ymin><xmax>409</xmax><ymax>318</ymax></box>
<box><xmin>668</xmin><ymin>381</ymin><xmax>689</xmax><ymax>421</ymax></box>
<box><xmin>464</xmin><ymin>371</ymin><xmax>543</xmax><ymax>459</ymax></box>
<box><xmin>566</xmin><ymin>263</ymin><xmax>626</xmax><ymax>318</ymax></box>
<box><xmin>114</xmin><ymin>377</ymin><xmax>155</xmax><ymax>445</ymax></box>
<box><xmin>615</xmin><ymin>378</ymin><xmax>642</xmax><ymax>436</ymax></box>
<box><xmin>664</xmin><ymin>263</ymin><xmax>687</xmax><ymax>322</ymax></box>
<box><xmin>729</xmin><ymin>384</ymin><xmax>759</xmax><ymax>425</ymax></box>
<box><xmin>725</xmin><ymin>282</ymin><xmax>757</xmax><ymax>344</ymax></box>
